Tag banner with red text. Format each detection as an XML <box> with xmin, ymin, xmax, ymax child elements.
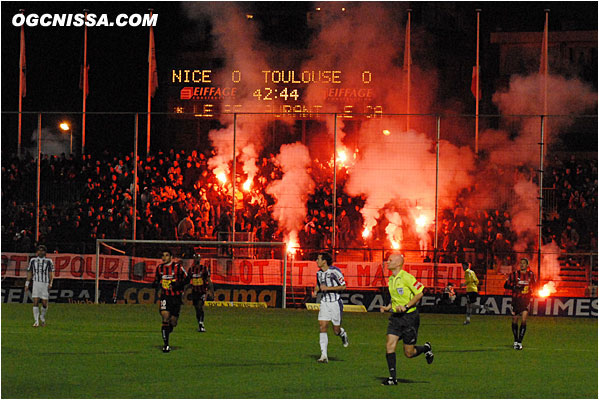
<box><xmin>1</xmin><ymin>253</ymin><xmax>463</xmax><ymax>289</ymax></box>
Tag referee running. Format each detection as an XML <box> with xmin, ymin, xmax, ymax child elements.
<box><xmin>380</xmin><ymin>253</ymin><xmax>433</xmax><ymax>386</ymax></box>
<box><xmin>25</xmin><ymin>245</ymin><xmax>55</xmax><ymax>327</ymax></box>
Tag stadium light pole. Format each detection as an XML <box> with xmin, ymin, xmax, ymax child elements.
<box><xmin>537</xmin><ymin>115</ymin><xmax>546</xmax><ymax>281</ymax></box>
<box><xmin>17</xmin><ymin>9</ymin><xmax>25</xmax><ymax>158</ymax></box>
<box><xmin>35</xmin><ymin>113</ymin><xmax>42</xmax><ymax>243</ymax></box>
<box><xmin>59</xmin><ymin>122</ymin><xmax>72</xmax><ymax>154</ymax></box>
<box><xmin>433</xmin><ymin>115</ymin><xmax>440</xmax><ymax>288</ymax></box>
<box><xmin>475</xmin><ymin>9</ymin><xmax>481</xmax><ymax>156</ymax></box>
<box><xmin>133</xmin><ymin>114</ymin><xmax>139</xmax><ymax>241</ymax></box>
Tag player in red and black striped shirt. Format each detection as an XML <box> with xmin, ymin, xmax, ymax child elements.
<box><xmin>504</xmin><ymin>258</ymin><xmax>536</xmax><ymax>350</ymax></box>
<box><xmin>188</xmin><ymin>252</ymin><xmax>214</xmax><ymax>332</ymax></box>
<box><xmin>153</xmin><ymin>249</ymin><xmax>188</xmax><ymax>353</ymax></box>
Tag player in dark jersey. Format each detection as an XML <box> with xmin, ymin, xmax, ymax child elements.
<box><xmin>188</xmin><ymin>252</ymin><xmax>214</xmax><ymax>332</ymax></box>
<box><xmin>153</xmin><ymin>249</ymin><xmax>188</xmax><ymax>353</ymax></box>
<box><xmin>504</xmin><ymin>258</ymin><xmax>536</xmax><ymax>350</ymax></box>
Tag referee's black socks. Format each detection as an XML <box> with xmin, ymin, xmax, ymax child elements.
<box><xmin>385</xmin><ymin>353</ymin><xmax>397</xmax><ymax>379</ymax></box>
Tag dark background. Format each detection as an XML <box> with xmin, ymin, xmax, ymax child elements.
<box><xmin>2</xmin><ymin>2</ymin><xmax>597</xmax><ymax>154</ymax></box>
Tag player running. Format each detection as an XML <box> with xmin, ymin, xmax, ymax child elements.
<box><xmin>188</xmin><ymin>252</ymin><xmax>214</xmax><ymax>332</ymax></box>
<box><xmin>380</xmin><ymin>253</ymin><xmax>433</xmax><ymax>385</ymax></box>
<box><xmin>312</xmin><ymin>252</ymin><xmax>349</xmax><ymax>363</ymax></box>
<box><xmin>504</xmin><ymin>258</ymin><xmax>536</xmax><ymax>350</ymax></box>
<box><xmin>461</xmin><ymin>262</ymin><xmax>488</xmax><ymax>325</ymax></box>
<box><xmin>153</xmin><ymin>249</ymin><xmax>188</xmax><ymax>353</ymax></box>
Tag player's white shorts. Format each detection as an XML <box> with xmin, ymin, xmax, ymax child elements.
<box><xmin>31</xmin><ymin>281</ymin><xmax>50</xmax><ymax>300</ymax></box>
<box><xmin>318</xmin><ymin>300</ymin><xmax>343</xmax><ymax>325</ymax></box>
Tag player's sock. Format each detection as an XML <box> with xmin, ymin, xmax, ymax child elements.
<box><xmin>41</xmin><ymin>306</ymin><xmax>47</xmax><ymax>321</ymax></box>
<box><xmin>518</xmin><ymin>323</ymin><xmax>527</xmax><ymax>342</ymax></box>
<box><xmin>336</xmin><ymin>327</ymin><xmax>349</xmax><ymax>346</ymax></box>
<box><xmin>168</xmin><ymin>323</ymin><xmax>174</xmax><ymax>333</ymax></box>
<box><xmin>414</xmin><ymin>345</ymin><xmax>428</xmax><ymax>356</ymax></box>
<box><xmin>511</xmin><ymin>322</ymin><xmax>519</xmax><ymax>342</ymax></box>
<box><xmin>385</xmin><ymin>352</ymin><xmax>397</xmax><ymax>380</ymax></box>
<box><xmin>161</xmin><ymin>322</ymin><xmax>170</xmax><ymax>345</ymax></box>
<box><xmin>319</xmin><ymin>332</ymin><xmax>328</xmax><ymax>357</ymax></box>
<box><xmin>197</xmin><ymin>308</ymin><xmax>205</xmax><ymax>325</ymax></box>
<box><xmin>33</xmin><ymin>306</ymin><xmax>39</xmax><ymax>323</ymax></box>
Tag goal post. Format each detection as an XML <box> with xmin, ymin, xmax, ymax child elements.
<box><xmin>95</xmin><ymin>239</ymin><xmax>288</xmax><ymax>306</ymax></box>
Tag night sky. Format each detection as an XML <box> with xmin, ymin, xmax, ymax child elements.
<box><xmin>1</xmin><ymin>1</ymin><xmax>597</xmax><ymax>154</ymax></box>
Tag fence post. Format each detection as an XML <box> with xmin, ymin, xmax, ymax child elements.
<box><xmin>133</xmin><ymin>114</ymin><xmax>139</xmax><ymax>241</ymax></box>
<box><xmin>232</xmin><ymin>113</ymin><xmax>237</xmax><ymax>239</ymax></box>
<box><xmin>332</xmin><ymin>113</ymin><xmax>338</xmax><ymax>252</ymax></box>
<box><xmin>95</xmin><ymin>239</ymin><xmax>100</xmax><ymax>304</ymax></box>
<box><xmin>282</xmin><ymin>249</ymin><xmax>288</xmax><ymax>309</ymax></box>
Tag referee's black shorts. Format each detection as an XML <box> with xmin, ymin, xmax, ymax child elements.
<box><xmin>159</xmin><ymin>295</ymin><xmax>182</xmax><ymax>317</ymax></box>
<box><xmin>511</xmin><ymin>296</ymin><xmax>531</xmax><ymax>315</ymax></box>
<box><xmin>387</xmin><ymin>310</ymin><xmax>420</xmax><ymax>345</ymax></box>
<box><xmin>466</xmin><ymin>291</ymin><xmax>478</xmax><ymax>304</ymax></box>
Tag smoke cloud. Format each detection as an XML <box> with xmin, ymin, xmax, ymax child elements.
<box><xmin>29</xmin><ymin>128</ymin><xmax>71</xmax><ymax>156</ymax></box>
<box><xmin>345</xmin><ymin>118</ymin><xmax>475</xmax><ymax>237</ymax></box>
<box><xmin>266</xmin><ymin>142</ymin><xmax>315</xmax><ymax>242</ymax></box>
<box><xmin>183</xmin><ymin>2</ymin><xmax>272</xmax><ymax>185</ymax></box>
<box><xmin>475</xmin><ymin>71</ymin><xmax>597</xmax><ymax>271</ymax></box>
<box><xmin>488</xmin><ymin>73</ymin><xmax>597</xmax><ymax>166</ymax></box>
<box><xmin>182</xmin><ymin>3</ymin><xmax>597</xmax><ymax>272</ymax></box>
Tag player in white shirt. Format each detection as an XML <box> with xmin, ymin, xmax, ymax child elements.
<box><xmin>25</xmin><ymin>245</ymin><xmax>55</xmax><ymax>327</ymax></box>
<box><xmin>312</xmin><ymin>252</ymin><xmax>349</xmax><ymax>363</ymax></box>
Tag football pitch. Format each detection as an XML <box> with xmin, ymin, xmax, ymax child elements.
<box><xmin>2</xmin><ymin>304</ymin><xmax>597</xmax><ymax>399</ymax></box>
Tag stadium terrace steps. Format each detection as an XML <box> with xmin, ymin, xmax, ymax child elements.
<box><xmin>555</xmin><ymin>255</ymin><xmax>591</xmax><ymax>296</ymax></box>
<box><xmin>285</xmin><ymin>286</ymin><xmax>311</xmax><ymax>308</ymax></box>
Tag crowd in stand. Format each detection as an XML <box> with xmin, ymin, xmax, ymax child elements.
<box><xmin>2</xmin><ymin>150</ymin><xmax>597</xmax><ymax>264</ymax></box>
<box><xmin>544</xmin><ymin>154</ymin><xmax>598</xmax><ymax>253</ymax></box>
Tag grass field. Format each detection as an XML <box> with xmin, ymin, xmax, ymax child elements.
<box><xmin>1</xmin><ymin>303</ymin><xmax>597</xmax><ymax>399</ymax></box>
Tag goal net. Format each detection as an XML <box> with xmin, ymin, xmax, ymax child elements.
<box><xmin>94</xmin><ymin>239</ymin><xmax>288</xmax><ymax>307</ymax></box>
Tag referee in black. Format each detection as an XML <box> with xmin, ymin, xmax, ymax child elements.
<box><xmin>25</xmin><ymin>245</ymin><xmax>55</xmax><ymax>327</ymax></box>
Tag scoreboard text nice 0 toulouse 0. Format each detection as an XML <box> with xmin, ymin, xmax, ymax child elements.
<box><xmin>168</xmin><ymin>68</ymin><xmax>384</xmax><ymax>118</ymax></box>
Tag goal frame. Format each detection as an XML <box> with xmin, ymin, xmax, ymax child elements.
<box><xmin>95</xmin><ymin>239</ymin><xmax>288</xmax><ymax>306</ymax></box>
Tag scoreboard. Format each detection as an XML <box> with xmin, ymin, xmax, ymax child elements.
<box><xmin>167</xmin><ymin>68</ymin><xmax>384</xmax><ymax>119</ymax></box>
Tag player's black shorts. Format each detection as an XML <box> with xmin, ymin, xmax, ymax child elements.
<box><xmin>191</xmin><ymin>291</ymin><xmax>207</xmax><ymax>307</ymax></box>
<box><xmin>511</xmin><ymin>297</ymin><xmax>531</xmax><ymax>315</ymax></box>
<box><xmin>466</xmin><ymin>291</ymin><xmax>478</xmax><ymax>304</ymax></box>
<box><xmin>159</xmin><ymin>295</ymin><xmax>182</xmax><ymax>317</ymax></box>
<box><xmin>387</xmin><ymin>310</ymin><xmax>420</xmax><ymax>345</ymax></box>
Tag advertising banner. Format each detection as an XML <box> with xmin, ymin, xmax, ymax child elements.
<box><xmin>325</xmin><ymin>290</ymin><xmax>598</xmax><ymax>317</ymax></box>
<box><xmin>2</xmin><ymin>279</ymin><xmax>595</xmax><ymax>317</ymax></box>
<box><xmin>2</xmin><ymin>252</ymin><xmax>464</xmax><ymax>289</ymax></box>
<box><xmin>1</xmin><ymin>280</ymin><xmax>282</xmax><ymax>308</ymax></box>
